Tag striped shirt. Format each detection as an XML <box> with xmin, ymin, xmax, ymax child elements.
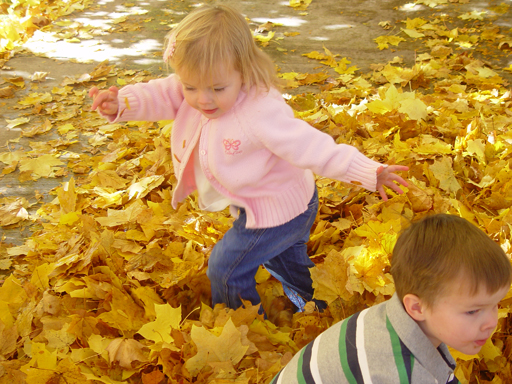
<box><xmin>271</xmin><ymin>294</ymin><xmax>459</xmax><ymax>384</ymax></box>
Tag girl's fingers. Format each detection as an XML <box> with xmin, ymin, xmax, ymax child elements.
<box><xmin>387</xmin><ymin>165</ymin><xmax>409</xmax><ymax>173</ymax></box>
<box><xmin>92</xmin><ymin>93</ymin><xmax>113</xmax><ymax>111</ymax></box>
<box><xmin>387</xmin><ymin>182</ymin><xmax>405</xmax><ymax>195</ymax></box>
<box><xmin>89</xmin><ymin>87</ymin><xmax>99</xmax><ymax>97</ymax></box>
<box><xmin>378</xmin><ymin>186</ymin><xmax>389</xmax><ymax>201</ymax></box>
<box><xmin>391</xmin><ymin>174</ymin><xmax>408</xmax><ymax>188</ymax></box>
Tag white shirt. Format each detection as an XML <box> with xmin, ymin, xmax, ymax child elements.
<box><xmin>193</xmin><ymin>143</ymin><xmax>232</xmax><ymax>212</ymax></box>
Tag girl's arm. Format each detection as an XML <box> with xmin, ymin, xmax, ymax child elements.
<box><xmin>89</xmin><ymin>75</ymin><xmax>185</xmax><ymax>123</ymax></box>
<box><xmin>246</xmin><ymin>92</ymin><xmax>408</xmax><ymax>198</ymax></box>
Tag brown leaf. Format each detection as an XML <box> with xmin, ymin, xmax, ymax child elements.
<box><xmin>0</xmin><ymin>86</ymin><xmax>15</xmax><ymax>98</ymax></box>
<box><xmin>106</xmin><ymin>338</ymin><xmax>148</xmax><ymax>368</ymax></box>
<box><xmin>142</xmin><ymin>370</ymin><xmax>165</xmax><ymax>384</ymax></box>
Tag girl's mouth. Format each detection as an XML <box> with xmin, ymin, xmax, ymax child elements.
<box><xmin>202</xmin><ymin>108</ymin><xmax>218</xmax><ymax>114</ymax></box>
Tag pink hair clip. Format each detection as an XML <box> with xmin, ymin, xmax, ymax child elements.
<box><xmin>164</xmin><ymin>33</ymin><xmax>177</xmax><ymax>62</ymax></box>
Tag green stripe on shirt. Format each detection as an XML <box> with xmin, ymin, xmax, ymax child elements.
<box><xmin>296</xmin><ymin>346</ymin><xmax>307</xmax><ymax>384</ymax></box>
<box><xmin>338</xmin><ymin>318</ymin><xmax>359</xmax><ymax>384</ymax></box>
<box><xmin>386</xmin><ymin>315</ymin><xmax>413</xmax><ymax>384</ymax></box>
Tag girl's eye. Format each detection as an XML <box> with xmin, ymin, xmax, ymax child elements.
<box><xmin>214</xmin><ymin>88</ymin><xmax>225</xmax><ymax>92</ymax></box>
<box><xmin>185</xmin><ymin>87</ymin><xmax>195</xmax><ymax>91</ymax></box>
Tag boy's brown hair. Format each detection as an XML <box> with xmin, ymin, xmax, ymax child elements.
<box><xmin>164</xmin><ymin>4</ymin><xmax>280</xmax><ymax>92</ymax></box>
<box><xmin>391</xmin><ymin>214</ymin><xmax>512</xmax><ymax>307</ymax></box>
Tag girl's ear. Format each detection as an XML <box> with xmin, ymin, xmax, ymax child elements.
<box><xmin>403</xmin><ymin>294</ymin><xmax>427</xmax><ymax>321</ymax></box>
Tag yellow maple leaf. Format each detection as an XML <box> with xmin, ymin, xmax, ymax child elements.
<box><xmin>398</xmin><ymin>98</ymin><xmax>428</xmax><ymax>120</ymax></box>
<box><xmin>302</xmin><ymin>50</ymin><xmax>327</xmax><ymax>60</ymax></box>
<box><xmin>406</xmin><ymin>181</ymin><xmax>433</xmax><ymax>212</ymax></box>
<box><xmin>44</xmin><ymin>323</ymin><xmax>76</xmax><ymax>351</ymax></box>
<box><xmin>88</xmin><ymin>334</ymin><xmax>111</xmax><ymax>359</ymax></box>
<box><xmin>95</xmin><ymin>199</ymin><xmax>146</xmax><ymax>227</ymax></box>
<box><xmin>18</xmin><ymin>154</ymin><xmax>64</xmax><ymax>178</ymax></box>
<box><xmin>106</xmin><ymin>338</ymin><xmax>148</xmax><ymax>369</ymax></box>
<box><xmin>289</xmin><ymin>0</ymin><xmax>312</xmax><ymax>9</ymax></box>
<box><xmin>334</xmin><ymin>57</ymin><xmax>359</xmax><ymax>75</ymax></box>
<box><xmin>5</xmin><ymin>116</ymin><xmax>30</xmax><ymax>129</ymax></box>
<box><xmin>413</xmin><ymin>135</ymin><xmax>453</xmax><ymax>155</ymax></box>
<box><xmin>137</xmin><ymin>303</ymin><xmax>181</xmax><ymax>344</ymax></box>
<box><xmin>374</xmin><ymin>35</ymin><xmax>406</xmax><ymax>50</ymax></box>
<box><xmin>0</xmin><ymin>275</ymin><xmax>28</xmax><ymax>316</ymax></box>
<box><xmin>30</xmin><ymin>263</ymin><xmax>55</xmax><ymax>290</ymax></box>
<box><xmin>18</xmin><ymin>91</ymin><xmax>52</xmax><ymax>106</ymax></box>
<box><xmin>185</xmin><ymin>318</ymin><xmax>249</xmax><ymax>376</ymax></box>
<box><xmin>0</xmin><ymin>318</ymin><xmax>18</xmax><ymax>356</ymax></box>
<box><xmin>98</xmin><ymin>287</ymin><xmax>146</xmax><ymax>331</ymax></box>
<box><xmin>367</xmin><ymin>84</ymin><xmax>418</xmax><ymax>118</ymax></box>
<box><xmin>253</xmin><ymin>31</ymin><xmax>275</xmax><ymax>47</ymax></box>
<box><xmin>465</xmin><ymin>139</ymin><xmax>486</xmax><ymax>164</ymax></box>
<box><xmin>458</xmin><ymin>10</ymin><xmax>486</xmax><ymax>20</ymax></box>
<box><xmin>429</xmin><ymin>157</ymin><xmax>461</xmax><ymax>194</ymax></box>
<box><xmin>401</xmin><ymin>28</ymin><xmax>424</xmax><ymax>38</ymax></box>
<box><xmin>57</xmin><ymin>178</ymin><xmax>77</xmax><ymax>214</ymax></box>
<box><xmin>0</xmin><ymin>301</ymin><xmax>14</xmax><ymax>328</ymax></box>
<box><xmin>405</xmin><ymin>17</ymin><xmax>427</xmax><ymax>29</ymax></box>
<box><xmin>351</xmin><ymin>248</ymin><xmax>394</xmax><ymax>296</ymax></box>
<box><xmin>415</xmin><ymin>0</ymin><xmax>448</xmax><ymax>7</ymax></box>
<box><xmin>21</xmin><ymin>119</ymin><xmax>52</xmax><ymax>137</ymax></box>
<box><xmin>127</xmin><ymin>175</ymin><xmax>165</xmax><ymax>200</ymax></box>
<box><xmin>132</xmin><ymin>286</ymin><xmax>164</xmax><ymax>318</ymax></box>
<box><xmin>310</xmin><ymin>249</ymin><xmax>352</xmax><ymax>304</ymax></box>
<box><xmin>21</xmin><ymin>342</ymin><xmax>58</xmax><ymax>373</ymax></box>
<box><xmin>0</xmin><ymin>197</ymin><xmax>29</xmax><ymax>226</ymax></box>
<box><xmin>0</xmin><ymin>150</ymin><xmax>24</xmax><ymax>165</ymax></box>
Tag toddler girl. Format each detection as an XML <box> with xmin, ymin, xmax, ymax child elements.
<box><xmin>89</xmin><ymin>4</ymin><xmax>408</xmax><ymax>313</ymax></box>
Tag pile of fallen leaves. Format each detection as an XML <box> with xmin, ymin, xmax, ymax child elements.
<box><xmin>1</xmin><ymin>0</ymin><xmax>512</xmax><ymax>383</ymax></box>
<box><xmin>0</xmin><ymin>0</ymin><xmax>94</xmax><ymax>58</ymax></box>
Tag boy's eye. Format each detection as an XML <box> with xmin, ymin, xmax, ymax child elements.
<box><xmin>214</xmin><ymin>88</ymin><xmax>225</xmax><ymax>92</ymax></box>
<box><xmin>466</xmin><ymin>310</ymin><xmax>479</xmax><ymax>315</ymax></box>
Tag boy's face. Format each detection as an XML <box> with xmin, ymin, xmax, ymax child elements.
<box><xmin>415</xmin><ymin>282</ymin><xmax>509</xmax><ymax>355</ymax></box>
<box><xmin>178</xmin><ymin>64</ymin><xmax>243</xmax><ymax>120</ymax></box>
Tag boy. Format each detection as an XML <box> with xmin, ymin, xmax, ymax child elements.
<box><xmin>271</xmin><ymin>214</ymin><xmax>512</xmax><ymax>384</ymax></box>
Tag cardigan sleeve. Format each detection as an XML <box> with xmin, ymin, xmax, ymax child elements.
<box><xmin>102</xmin><ymin>74</ymin><xmax>185</xmax><ymax>123</ymax></box>
<box><xmin>242</xmin><ymin>90</ymin><xmax>381</xmax><ymax>192</ymax></box>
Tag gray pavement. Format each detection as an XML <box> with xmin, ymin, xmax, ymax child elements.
<box><xmin>1</xmin><ymin>0</ymin><xmax>511</xmax><ymax>245</ymax></box>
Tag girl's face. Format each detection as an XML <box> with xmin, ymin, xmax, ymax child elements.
<box><xmin>178</xmin><ymin>65</ymin><xmax>243</xmax><ymax>119</ymax></box>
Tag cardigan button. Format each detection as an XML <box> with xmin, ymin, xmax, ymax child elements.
<box><xmin>200</xmin><ymin>150</ymin><xmax>206</xmax><ymax>156</ymax></box>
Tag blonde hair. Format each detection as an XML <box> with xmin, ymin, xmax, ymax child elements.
<box><xmin>391</xmin><ymin>214</ymin><xmax>512</xmax><ymax>307</ymax></box>
<box><xmin>164</xmin><ymin>4</ymin><xmax>279</xmax><ymax>92</ymax></box>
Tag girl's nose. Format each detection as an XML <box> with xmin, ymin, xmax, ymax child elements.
<box><xmin>197</xmin><ymin>90</ymin><xmax>212</xmax><ymax>105</ymax></box>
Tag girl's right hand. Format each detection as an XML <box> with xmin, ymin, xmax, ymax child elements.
<box><xmin>89</xmin><ymin>86</ymin><xmax>120</xmax><ymax>115</ymax></box>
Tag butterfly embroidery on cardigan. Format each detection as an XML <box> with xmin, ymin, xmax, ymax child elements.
<box><xmin>223</xmin><ymin>139</ymin><xmax>241</xmax><ymax>155</ymax></box>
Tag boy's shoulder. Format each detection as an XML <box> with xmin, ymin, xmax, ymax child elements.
<box><xmin>272</xmin><ymin>295</ymin><xmax>458</xmax><ymax>384</ymax></box>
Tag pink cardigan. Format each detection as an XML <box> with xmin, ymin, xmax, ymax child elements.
<box><xmin>105</xmin><ymin>75</ymin><xmax>382</xmax><ymax>228</ymax></box>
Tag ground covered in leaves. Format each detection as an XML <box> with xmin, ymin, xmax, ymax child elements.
<box><xmin>1</xmin><ymin>0</ymin><xmax>512</xmax><ymax>383</ymax></box>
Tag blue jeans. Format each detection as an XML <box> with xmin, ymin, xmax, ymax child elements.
<box><xmin>207</xmin><ymin>187</ymin><xmax>325</xmax><ymax>312</ymax></box>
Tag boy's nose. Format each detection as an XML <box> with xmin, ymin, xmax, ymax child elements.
<box><xmin>482</xmin><ymin>308</ymin><xmax>498</xmax><ymax>331</ymax></box>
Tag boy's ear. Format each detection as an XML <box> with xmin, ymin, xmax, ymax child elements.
<box><xmin>403</xmin><ymin>294</ymin><xmax>427</xmax><ymax>321</ymax></box>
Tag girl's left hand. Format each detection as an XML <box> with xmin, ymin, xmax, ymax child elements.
<box><xmin>376</xmin><ymin>165</ymin><xmax>409</xmax><ymax>201</ymax></box>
